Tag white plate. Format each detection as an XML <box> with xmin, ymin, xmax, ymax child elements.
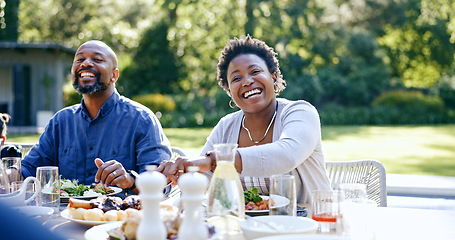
<box><xmin>246</xmin><ymin>195</ymin><xmax>290</xmax><ymax>215</ymax></box>
<box><xmin>85</xmin><ymin>221</ymin><xmax>220</xmax><ymax>240</ymax></box>
<box><xmin>239</xmin><ymin>216</ymin><xmax>318</xmax><ymax>240</ymax></box>
<box><xmin>254</xmin><ymin>234</ymin><xmax>351</xmax><ymax>240</ymax></box>
<box><xmin>60</xmin><ymin>186</ymin><xmax>122</xmax><ymax>202</ymax></box>
<box><xmin>14</xmin><ymin>206</ymin><xmax>54</xmax><ymax>222</ymax></box>
<box><xmin>85</xmin><ymin>221</ymin><xmax>122</xmax><ymax>240</ymax></box>
<box><xmin>61</xmin><ymin>209</ymin><xmax>122</xmax><ymax>226</ymax></box>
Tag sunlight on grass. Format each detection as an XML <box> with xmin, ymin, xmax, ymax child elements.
<box><xmin>6</xmin><ymin>125</ymin><xmax>455</xmax><ymax>176</ymax></box>
<box><xmin>322</xmin><ymin>125</ymin><xmax>455</xmax><ymax>176</ymax></box>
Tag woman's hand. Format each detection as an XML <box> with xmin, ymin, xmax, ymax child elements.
<box><xmin>156</xmin><ymin>157</ymin><xmax>187</xmax><ymax>186</ymax></box>
<box><xmin>94</xmin><ymin>158</ymin><xmax>135</xmax><ymax>190</ymax></box>
<box><xmin>156</xmin><ymin>155</ymin><xmax>214</xmax><ymax>185</ymax></box>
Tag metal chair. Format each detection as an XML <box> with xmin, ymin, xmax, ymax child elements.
<box><xmin>325</xmin><ymin>159</ymin><xmax>387</xmax><ymax>207</ymax></box>
<box><xmin>170</xmin><ymin>146</ymin><xmax>186</xmax><ymax>157</ymax></box>
<box><xmin>2</xmin><ymin>142</ymin><xmax>34</xmax><ymax>158</ymax></box>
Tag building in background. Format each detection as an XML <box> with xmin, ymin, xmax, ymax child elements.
<box><xmin>0</xmin><ymin>42</ymin><xmax>74</xmax><ymax>131</ymax></box>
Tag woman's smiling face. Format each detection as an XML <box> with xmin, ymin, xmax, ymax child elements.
<box><xmin>227</xmin><ymin>54</ymin><xmax>276</xmax><ymax>114</ymax></box>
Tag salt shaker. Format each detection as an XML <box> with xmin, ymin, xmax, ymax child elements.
<box><xmin>177</xmin><ymin>166</ymin><xmax>209</xmax><ymax>240</ymax></box>
<box><xmin>136</xmin><ymin>165</ymin><xmax>167</xmax><ymax>240</ymax></box>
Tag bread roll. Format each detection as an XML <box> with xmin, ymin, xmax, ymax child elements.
<box><xmin>125</xmin><ymin>208</ymin><xmax>141</xmax><ymax>218</ymax></box>
<box><xmin>84</xmin><ymin>208</ymin><xmax>104</xmax><ymax>221</ymax></box>
<box><xmin>71</xmin><ymin>207</ymin><xmax>87</xmax><ymax>220</ymax></box>
<box><xmin>117</xmin><ymin>210</ymin><xmax>128</xmax><ymax>221</ymax></box>
<box><xmin>104</xmin><ymin>210</ymin><xmax>119</xmax><ymax>221</ymax></box>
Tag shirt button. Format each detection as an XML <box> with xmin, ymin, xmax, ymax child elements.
<box><xmin>89</xmin><ymin>147</ymin><xmax>93</xmax><ymax>150</ymax></box>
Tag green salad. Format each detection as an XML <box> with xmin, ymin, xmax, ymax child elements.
<box><xmin>244</xmin><ymin>187</ymin><xmax>262</xmax><ymax>203</ymax></box>
<box><xmin>59</xmin><ymin>179</ymin><xmax>90</xmax><ymax>197</ymax></box>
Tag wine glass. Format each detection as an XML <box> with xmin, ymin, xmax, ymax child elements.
<box><xmin>0</xmin><ymin>164</ymin><xmax>10</xmax><ymax>194</ymax></box>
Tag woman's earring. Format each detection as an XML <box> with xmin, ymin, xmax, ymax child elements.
<box><xmin>229</xmin><ymin>99</ymin><xmax>237</xmax><ymax>108</ymax></box>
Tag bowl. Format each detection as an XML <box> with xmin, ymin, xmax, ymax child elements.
<box><xmin>15</xmin><ymin>206</ymin><xmax>54</xmax><ymax>223</ymax></box>
<box><xmin>239</xmin><ymin>216</ymin><xmax>318</xmax><ymax>240</ymax></box>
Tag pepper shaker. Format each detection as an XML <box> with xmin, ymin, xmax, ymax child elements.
<box><xmin>177</xmin><ymin>166</ymin><xmax>209</xmax><ymax>240</ymax></box>
<box><xmin>136</xmin><ymin>165</ymin><xmax>167</xmax><ymax>240</ymax></box>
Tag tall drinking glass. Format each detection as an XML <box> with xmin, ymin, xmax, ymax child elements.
<box><xmin>269</xmin><ymin>174</ymin><xmax>296</xmax><ymax>216</ymax></box>
<box><xmin>312</xmin><ymin>190</ymin><xmax>344</xmax><ymax>233</ymax></box>
<box><xmin>0</xmin><ymin>164</ymin><xmax>10</xmax><ymax>194</ymax></box>
<box><xmin>339</xmin><ymin>183</ymin><xmax>367</xmax><ymax>202</ymax></box>
<box><xmin>2</xmin><ymin>157</ymin><xmax>22</xmax><ymax>182</ymax></box>
<box><xmin>36</xmin><ymin>166</ymin><xmax>60</xmax><ymax>215</ymax></box>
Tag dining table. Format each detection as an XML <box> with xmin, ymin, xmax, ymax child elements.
<box><xmin>41</xmin><ymin>200</ymin><xmax>455</xmax><ymax>240</ymax></box>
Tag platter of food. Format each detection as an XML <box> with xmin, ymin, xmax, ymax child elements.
<box><xmin>245</xmin><ymin>195</ymin><xmax>289</xmax><ymax>215</ymax></box>
<box><xmin>85</xmin><ymin>203</ymin><xmax>219</xmax><ymax>240</ymax></box>
<box><xmin>61</xmin><ymin>209</ymin><xmax>122</xmax><ymax>226</ymax></box>
<box><xmin>45</xmin><ymin>179</ymin><xmax>122</xmax><ymax>203</ymax></box>
<box><xmin>61</xmin><ymin>195</ymin><xmax>141</xmax><ymax>226</ymax></box>
<box><xmin>244</xmin><ymin>188</ymin><xmax>290</xmax><ymax>216</ymax></box>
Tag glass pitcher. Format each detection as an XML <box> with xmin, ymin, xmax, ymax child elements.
<box><xmin>0</xmin><ymin>163</ymin><xmax>10</xmax><ymax>194</ymax></box>
<box><xmin>206</xmin><ymin>143</ymin><xmax>245</xmax><ymax>237</ymax></box>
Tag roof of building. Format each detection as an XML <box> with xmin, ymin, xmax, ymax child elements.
<box><xmin>0</xmin><ymin>41</ymin><xmax>75</xmax><ymax>54</ymax></box>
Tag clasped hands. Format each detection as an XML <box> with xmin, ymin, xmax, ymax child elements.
<box><xmin>156</xmin><ymin>153</ymin><xmax>215</xmax><ymax>186</ymax></box>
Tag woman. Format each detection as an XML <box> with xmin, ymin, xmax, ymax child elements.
<box><xmin>1</xmin><ymin>113</ymin><xmax>11</xmax><ymax>147</ymax></box>
<box><xmin>157</xmin><ymin>36</ymin><xmax>330</xmax><ymax>203</ymax></box>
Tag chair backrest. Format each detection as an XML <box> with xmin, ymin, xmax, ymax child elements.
<box><xmin>3</xmin><ymin>142</ymin><xmax>34</xmax><ymax>159</ymax></box>
<box><xmin>325</xmin><ymin>159</ymin><xmax>387</xmax><ymax>207</ymax></box>
<box><xmin>171</xmin><ymin>146</ymin><xmax>186</xmax><ymax>157</ymax></box>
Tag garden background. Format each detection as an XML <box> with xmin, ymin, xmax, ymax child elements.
<box><xmin>2</xmin><ymin>0</ymin><xmax>455</xmax><ymax>177</ymax></box>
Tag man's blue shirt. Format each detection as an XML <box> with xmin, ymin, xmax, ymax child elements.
<box><xmin>21</xmin><ymin>91</ymin><xmax>172</xmax><ymax>185</ymax></box>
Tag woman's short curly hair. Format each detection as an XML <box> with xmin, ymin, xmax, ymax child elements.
<box><xmin>217</xmin><ymin>35</ymin><xmax>286</xmax><ymax>96</ymax></box>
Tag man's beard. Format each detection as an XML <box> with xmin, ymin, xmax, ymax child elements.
<box><xmin>73</xmin><ymin>71</ymin><xmax>107</xmax><ymax>94</ymax></box>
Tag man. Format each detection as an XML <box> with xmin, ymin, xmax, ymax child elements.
<box><xmin>20</xmin><ymin>40</ymin><xmax>172</xmax><ymax>194</ymax></box>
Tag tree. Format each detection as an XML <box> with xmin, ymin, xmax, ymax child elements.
<box><xmin>0</xmin><ymin>0</ymin><xmax>19</xmax><ymax>41</ymax></box>
<box><xmin>120</xmin><ymin>20</ymin><xmax>180</xmax><ymax>97</ymax></box>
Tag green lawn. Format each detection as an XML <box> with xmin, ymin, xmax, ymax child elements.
<box><xmin>6</xmin><ymin>125</ymin><xmax>455</xmax><ymax>177</ymax></box>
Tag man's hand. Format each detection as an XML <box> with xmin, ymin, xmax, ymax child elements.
<box><xmin>156</xmin><ymin>155</ymin><xmax>213</xmax><ymax>186</ymax></box>
<box><xmin>94</xmin><ymin>158</ymin><xmax>135</xmax><ymax>190</ymax></box>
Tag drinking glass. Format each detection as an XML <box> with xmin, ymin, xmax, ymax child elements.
<box><xmin>269</xmin><ymin>174</ymin><xmax>296</xmax><ymax>216</ymax></box>
<box><xmin>11</xmin><ymin>180</ymin><xmax>38</xmax><ymax>206</ymax></box>
<box><xmin>36</xmin><ymin>166</ymin><xmax>60</xmax><ymax>215</ymax></box>
<box><xmin>339</xmin><ymin>183</ymin><xmax>367</xmax><ymax>201</ymax></box>
<box><xmin>0</xmin><ymin>164</ymin><xmax>10</xmax><ymax>194</ymax></box>
<box><xmin>2</xmin><ymin>157</ymin><xmax>22</xmax><ymax>182</ymax></box>
<box><xmin>342</xmin><ymin>198</ymin><xmax>377</xmax><ymax>240</ymax></box>
<box><xmin>312</xmin><ymin>190</ymin><xmax>344</xmax><ymax>233</ymax></box>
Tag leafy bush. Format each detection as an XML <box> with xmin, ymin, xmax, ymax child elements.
<box><xmin>319</xmin><ymin>90</ymin><xmax>454</xmax><ymax>125</ymax></box>
<box><xmin>63</xmin><ymin>82</ymin><xmax>82</xmax><ymax>107</ymax></box>
<box><xmin>372</xmin><ymin>90</ymin><xmax>445</xmax><ymax>115</ymax></box>
<box><xmin>132</xmin><ymin>94</ymin><xmax>176</xmax><ymax>113</ymax></box>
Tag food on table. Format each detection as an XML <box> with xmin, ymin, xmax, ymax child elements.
<box><xmin>71</xmin><ymin>207</ymin><xmax>87</xmax><ymax>220</ymax></box>
<box><xmin>244</xmin><ymin>188</ymin><xmax>274</xmax><ymax>210</ymax></box>
<box><xmin>92</xmin><ymin>182</ymin><xmax>115</xmax><ymax>195</ymax></box>
<box><xmin>107</xmin><ymin>204</ymin><xmax>217</xmax><ymax>240</ymax></box>
<box><xmin>108</xmin><ymin>204</ymin><xmax>183</xmax><ymax>240</ymax></box>
<box><xmin>83</xmin><ymin>208</ymin><xmax>104</xmax><ymax>221</ymax></box>
<box><xmin>67</xmin><ymin>195</ymin><xmax>142</xmax><ymax>222</ymax></box>
<box><xmin>59</xmin><ymin>179</ymin><xmax>114</xmax><ymax>197</ymax></box>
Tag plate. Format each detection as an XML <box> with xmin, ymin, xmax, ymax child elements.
<box><xmin>14</xmin><ymin>206</ymin><xmax>54</xmax><ymax>223</ymax></box>
<box><xmin>253</xmin><ymin>234</ymin><xmax>351</xmax><ymax>240</ymax></box>
<box><xmin>60</xmin><ymin>186</ymin><xmax>122</xmax><ymax>203</ymax></box>
<box><xmin>246</xmin><ymin>195</ymin><xmax>290</xmax><ymax>216</ymax></box>
<box><xmin>61</xmin><ymin>209</ymin><xmax>122</xmax><ymax>226</ymax></box>
<box><xmin>85</xmin><ymin>221</ymin><xmax>220</xmax><ymax>240</ymax></box>
<box><xmin>239</xmin><ymin>216</ymin><xmax>318</xmax><ymax>240</ymax></box>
